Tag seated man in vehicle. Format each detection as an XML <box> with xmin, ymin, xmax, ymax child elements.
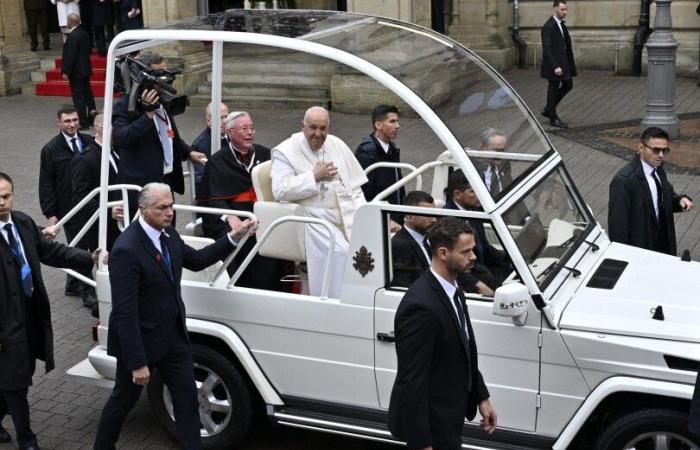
<box><xmin>475</xmin><ymin>127</ymin><xmax>511</xmax><ymax>196</ymax></box>
<box><xmin>271</xmin><ymin>106</ymin><xmax>367</xmax><ymax>298</ymax></box>
<box><xmin>198</xmin><ymin>111</ymin><xmax>285</xmax><ymax>291</ymax></box>
<box><xmin>391</xmin><ymin>191</ymin><xmax>493</xmax><ymax>295</ymax></box>
<box><xmin>444</xmin><ymin>169</ymin><xmax>512</xmax><ymax>291</ymax></box>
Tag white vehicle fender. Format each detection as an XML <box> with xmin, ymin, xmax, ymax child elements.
<box><xmin>553</xmin><ymin>376</ymin><xmax>694</xmax><ymax>450</ymax></box>
<box><xmin>186</xmin><ymin>318</ymin><xmax>283</xmax><ymax>406</ymax></box>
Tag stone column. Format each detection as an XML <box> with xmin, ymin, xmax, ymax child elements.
<box><xmin>447</xmin><ymin>0</ymin><xmax>514</xmax><ymax>71</ymax></box>
<box><xmin>0</xmin><ymin>0</ymin><xmax>40</xmax><ymax>97</ymax></box>
<box><xmin>640</xmin><ymin>0</ymin><xmax>679</xmax><ymax>139</ymax></box>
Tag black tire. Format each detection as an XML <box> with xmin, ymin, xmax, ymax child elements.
<box><xmin>595</xmin><ymin>408</ymin><xmax>700</xmax><ymax>450</ymax></box>
<box><xmin>147</xmin><ymin>344</ymin><xmax>252</xmax><ymax>450</ymax></box>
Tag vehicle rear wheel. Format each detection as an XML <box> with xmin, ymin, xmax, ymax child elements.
<box><xmin>595</xmin><ymin>408</ymin><xmax>699</xmax><ymax>450</ymax></box>
<box><xmin>147</xmin><ymin>344</ymin><xmax>252</xmax><ymax>449</ymax></box>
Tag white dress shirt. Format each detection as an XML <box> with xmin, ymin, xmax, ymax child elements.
<box><xmin>641</xmin><ymin>160</ymin><xmax>662</xmax><ymax>219</ymax></box>
<box><xmin>404</xmin><ymin>225</ymin><xmax>430</xmax><ymax>263</ymax></box>
<box><xmin>0</xmin><ymin>218</ymin><xmax>28</xmax><ymax>263</ymax></box>
<box><xmin>63</xmin><ymin>132</ymin><xmax>83</xmax><ymax>153</ymax></box>
<box><xmin>430</xmin><ymin>268</ymin><xmax>469</xmax><ymax>339</ymax></box>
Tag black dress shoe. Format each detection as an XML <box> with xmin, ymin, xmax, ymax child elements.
<box><xmin>550</xmin><ymin>118</ymin><xmax>568</xmax><ymax>129</ymax></box>
<box><xmin>0</xmin><ymin>425</ymin><xmax>11</xmax><ymax>443</ymax></box>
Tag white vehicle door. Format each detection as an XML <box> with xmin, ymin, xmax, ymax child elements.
<box><xmin>374</xmin><ymin>211</ymin><xmax>540</xmax><ymax>432</ymax></box>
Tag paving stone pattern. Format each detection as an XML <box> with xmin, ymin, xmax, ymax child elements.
<box><xmin>0</xmin><ymin>68</ymin><xmax>698</xmax><ymax>449</ymax></box>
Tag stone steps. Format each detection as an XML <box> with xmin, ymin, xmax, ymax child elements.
<box><xmin>188</xmin><ymin>93</ymin><xmax>329</xmax><ymax>110</ymax></box>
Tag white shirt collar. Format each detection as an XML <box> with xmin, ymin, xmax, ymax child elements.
<box><xmin>641</xmin><ymin>159</ymin><xmax>657</xmax><ymax>177</ymax></box>
<box><xmin>138</xmin><ymin>216</ymin><xmax>167</xmax><ymax>250</ymax></box>
<box><xmin>375</xmin><ymin>135</ymin><xmax>391</xmax><ymax>154</ymax></box>
<box><xmin>404</xmin><ymin>225</ymin><xmax>426</xmax><ymax>245</ymax></box>
<box><xmin>430</xmin><ymin>268</ymin><xmax>458</xmax><ymax>300</ymax></box>
<box><xmin>63</xmin><ymin>131</ymin><xmax>79</xmax><ymax>148</ymax></box>
<box><xmin>0</xmin><ymin>216</ymin><xmax>14</xmax><ymax>228</ymax></box>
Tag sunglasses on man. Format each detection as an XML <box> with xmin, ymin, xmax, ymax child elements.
<box><xmin>642</xmin><ymin>142</ymin><xmax>671</xmax><ymax>155</ymax></box>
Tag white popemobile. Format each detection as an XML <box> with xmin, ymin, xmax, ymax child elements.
<box><xmin>61</xmin><ymin>9</ymin><xmax>700</xmax><ymax>450</ymax></box>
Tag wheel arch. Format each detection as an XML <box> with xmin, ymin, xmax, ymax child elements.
<box><xmin>552</xmin><ymin>376</ymin><xmax>694</xmax><ymax>450</ymax></box>
<box><xmin>186</xmin><ymin>318</ymin><xmax>283</xmax><ymax>407</ymax></box>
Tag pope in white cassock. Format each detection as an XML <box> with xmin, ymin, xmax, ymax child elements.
<box><xmin>271</xmin><ymin>107</ymin><xmax>367</xmax><ymax>298</ymax></box>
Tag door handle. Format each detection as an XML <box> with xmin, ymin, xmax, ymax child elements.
<box><xmin>377</xmin><ymin>331</ymin><xmax>395</xmax><ymax>343</ymax></box>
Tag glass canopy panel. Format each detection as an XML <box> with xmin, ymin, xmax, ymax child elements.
<box><xmin>158</xmin><ymin>10</ymin><xmax>552</xmax><ymax>195</ymax></box>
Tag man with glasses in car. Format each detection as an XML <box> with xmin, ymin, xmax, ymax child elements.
<box><xmin>608</xmin><ymin>127</ymin><xmax>693</xmax><ymax>256</ymax></box>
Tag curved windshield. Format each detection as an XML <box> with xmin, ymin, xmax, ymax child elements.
<box><xmin>154</xmin><ymin>9</ymin><xmax>553</xmax><ymax>198</ymax></box>
<box><xmin>503</xmin><ymin>166</ymin><xmax>593</xmax><ymax>288</ymax></box>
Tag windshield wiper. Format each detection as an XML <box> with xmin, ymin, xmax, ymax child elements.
<box><xmin>581</xmin><ymin>239</ymin><xmax>599</xmax><ymax>252</ymax></box>
<box><xmin>540</xmin><ymin>260</ymin><xmax>581</xmax><ymax>279</ymax></box>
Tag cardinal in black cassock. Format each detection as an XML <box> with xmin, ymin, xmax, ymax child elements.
<box><xmin>198</xmin><ymin>142</ymin><xmax>287</xmax><ymax>291</ymax></box>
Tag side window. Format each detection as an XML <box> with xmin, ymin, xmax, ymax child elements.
<box><xmin>383</xmin><ymin>210</ymin><xmax>514</xmax><ymax>301</ymax></box>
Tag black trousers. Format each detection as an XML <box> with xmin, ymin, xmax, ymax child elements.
<box><xmin>93</xmin><ymin>335</ymin><xmax>201</xmax><ymax>450</ymax></box>
<box><xmin>24</xmin><ymin>8</ymin><xmax>50</xmax><ymax>50</ymax></box>
<box><xmin>94</xmin><ymin>25</ymin><xmax>115</xmax><ymax>56</ymax></box>
<box><xmin>545</xmin><ymin>78</ymin><xmax>573</xmax><ymax>119</ymax></box>
<box><xmin>63</xmin><ymin>219</ymin><xmax>95</xmax><ymax>295</ymax></box>
<box><xmin>69</xmin><ymin>76</ymin><xmax>97</xmax><ymax>128</ymax></box>
<box><xmin>0</xmin><ymin>388</ymin><xmax>37</xmax><ymax>448</ymax></box>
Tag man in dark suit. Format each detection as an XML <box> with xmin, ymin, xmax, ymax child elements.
<box><xmin>444</xmin><ymin>170</ymin><xmax>512</xmax><ymax>292</ymax></box>
<box><xmin>540</xmin><ymin>0</ymin><xmax>576</xmax><ymax>129</ymax></box>
<box><xmin>62</xmin><ymin>14</ymin><xmax>96</xmax><ymax>131</ymax></box>
<box><xmin>93</xmin><ymin>182</ymin><xmax>254</xmax><ymax>450</ymax></box>
<box><xmin>39</xmin><ymin>104</ymin><xmax>96</xmax><ymax>306</ymax></box>
<box><xmin>608</xmin><ymin>127</ymin><xmax>693</xmax><ymax>256</ymax></box>
<box><xmin>71</xmin><ymin>112</ymin><xmax>122</xmax><ymax>253</ymax></box>
<box><xmin>388</xmin><ymin>217</ymin><xmax>497</xmax><ymax>450</ymax></box>
<box><xmin>0</xmin><ymin>172</ymin><xmax>98</xmax><ymax>450</ymax></box>
<box><xmin>474</xmin><ymin>128</ymin><xmax>512</xmax><ymax>197</ymax></box>
<box><xmin>92</xmin><ymin>0</ymin><xmax>114</xmax><ymax>56</ymax></box>
<box><xmin>391</xmin><ymin>191</ymin><xmax>436</xmax><ymax>288</ymax></box>
<box><xmin>191</xmin><ymin>102</ymin><xmax>229</xmax><ymax>198</ymax></box>
<box><xmin>23</xmin><ymin>0</ymin><xmax>50</xmax><ymax>51</ymax></box>
<box><xmin>112</xmin><ymin>52</ymin><xmax>206</xmax><ymax>219</ymax></box>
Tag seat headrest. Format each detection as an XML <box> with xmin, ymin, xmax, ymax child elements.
<box><xmin>252</xmin><ymin>160</ymin><xmax>274</xmax><ymax>202</ymax></box>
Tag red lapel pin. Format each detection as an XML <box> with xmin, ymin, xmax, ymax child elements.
<box><xmin>156</xmin><ymin>254</ymin><xmax>161</xmax><ymax>261</ymax></box>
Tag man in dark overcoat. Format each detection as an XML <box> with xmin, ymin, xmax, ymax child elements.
<box><xmin>92</xmin><ymin>0</ymin><xmax>114</xmax><ymax>56</ymax></box>
<box><xmin>608</xmin><ymin>127</ymin><xmax>693</xmax><ymax>256</ymax></box>
<box><xmin>62</xmin><ymin>13</ymin><xmax>96</xmax><ymax>130</ymax></box>
<box><xmin>388</xmin><ymin>217</ymin><xmax>497</xmax><ymax>450</ymax></box>
<box><xmin>39</xmin><ymin>104</ymin><xmax>95</xmax><ymax>305</ymax></box>
<box><xmin>0</xmin><ymin>172</ymin><xmax>98</xmax><ymax>449</ymax></box>
<box><xmin>540</xmin><ymin>0</ymin><xmax>576</xmax><ymax>129</ymax></box>
<box><xmin>23</xmin><ymin>0</ymin><xmax>50</xmax><ymax>51</ymax></box>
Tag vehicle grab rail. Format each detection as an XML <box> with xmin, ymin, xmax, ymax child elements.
<box><xmin>373</xmin><ymin>160</ymin><xmax>445</xmax><ymax>203</ymax></box>
<box><xmin>363</xmin><ymin>162</ymin><xmax>422</xmax><ymax>201</ymax></box>
<box><xmin>224</xmin><ymin>216</ymin><xmax>337</xmax><ymax>299</ymax></box>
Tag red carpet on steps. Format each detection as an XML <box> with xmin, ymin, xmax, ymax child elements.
<box><xmin>35</xmin><ymin>53</ymin><xmax>118</xmax><ymax>98</ymax></box>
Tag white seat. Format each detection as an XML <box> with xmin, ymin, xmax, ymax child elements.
<box><xmin>250</xmin><ymin>161</ymin><xmax>307</xmax><ymax>262</ymax></box>
<box><xmin>181</xmin><ymin>235</ymin><xmax>229</xmax><ymax>287</ymax></box>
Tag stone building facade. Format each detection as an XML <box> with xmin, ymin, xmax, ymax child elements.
<box><xmin>1</xmin><ymin>0</ymin><xmax>698</xmax><ymax>96</ymax></box>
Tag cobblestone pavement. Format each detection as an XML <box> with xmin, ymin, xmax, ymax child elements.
<box><xmin>0</xmin><ymin>68</ymin><xmax>698</xmax><ymax>449</ymax></box>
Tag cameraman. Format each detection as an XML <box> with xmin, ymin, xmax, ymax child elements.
<box><xmin>113</xmin><ymin>52</ymin><xmax>206</xmax><ymax>219</ymax></box>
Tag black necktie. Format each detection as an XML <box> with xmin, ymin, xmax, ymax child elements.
<box><xmin>71</xmin><ymin>137</ymin><xmax>80</xmax><ymax>154</ymax></box>
<box><xmin>422</xmin><ymin>237</ymin><xmax>432</xmax><ymax>262</ymax></box>
<box><xmin>4</xmin><ymin>223</ymin><xmax>33</xmax><ymax>297</ymax></box>
<box><xmin>651</xmin><ymin>169</ymin><xmax>664</xmax><ymax>221</ymax></box>
<box><xmin>160</xmin><ymin>233</ymin><xmax>173</xmax><ymax>279</ymax></box>
<box><xmin>489</xmin><ymin>165</ymin><xmax>501</xmax><ymax>196</ymax></box>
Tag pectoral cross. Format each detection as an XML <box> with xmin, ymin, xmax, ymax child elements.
<box><xmin>319</xmin><ymin>182</ymin><xmax>328</xmax><ymax>199</ymax></box>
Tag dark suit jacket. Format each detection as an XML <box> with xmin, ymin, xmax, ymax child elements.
<box><xmin>112</xmin><ymin>96</ymin><xmax>191</xmax><ymax>194</ymax></box>
<box><xmin>0</xmin><ymin>211</ymin><xmax>93</xmax><ymax>390</ymax></box>
<box><xmin>540</xmin><ymin>16</ymin><xmax>577</xmax><ymax>80</ymax></box>
<box><xmin>444</xmin><ymin>199</ymin><xmax>511</xmax><ymax>288</ymax></box>
<box><xmin>24</xmin><ymin>0</ymin><xmax>49</xmax><ymax>10</ymax></box>
<box><xmin>39</xmin><ymin>132</ymin><xmax>94</xmax><ymax>221</ymax></box>
<box><xmin>62</xmin><ymin>26</ymin><xmax>93</xmax><ymax>79</ymax></box>
<box><xmin>355</xmin><ymin>134</ymin><xmax>404</xmax><ymax>204</ymax></box>
<box><xmin>107</xmin><ymin>221</ymin><xmax>234</xmax><ymax>371</ymax></box>
<box><xmin>190</xmin><ymin>127</ymin><xmax>228</xmax><ymax>193</ymax></box>
<box><xmin>388</xmin><ymin>271</ymin><xmax>489</xmax><ymax>449</ymax></box>
<box><xmin>608</xmin><ymin>155</ymin><xmax>688</xmax><ymax>256</ymax></box>
<box><xmin>70</xmin><ymin>141</ymin><xmax>121</xmax><ymax>251</ymax></box>
<box><xmin>391</xmin><ymin>227</ymin><xmax>430</xmax><ymax>288</ymax></box>
<box><xmin>92</xmin><ymin>0</ymin><xmax>114</xmax><ymax>26</ymax></box>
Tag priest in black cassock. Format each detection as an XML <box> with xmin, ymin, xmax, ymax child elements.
<box><xmin>198</xmin><ymin>111</ymin><xmax>287</xmax><ymax>291</ymax></box>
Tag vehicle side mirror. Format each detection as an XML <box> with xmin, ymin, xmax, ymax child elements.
<box><xmin>493</xmin><ymin>282</ymin><xmax>529</xmax><ymax>326</ymax></box>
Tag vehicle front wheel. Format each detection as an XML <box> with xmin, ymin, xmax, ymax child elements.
<box><xmin>147</xmin><ymin>344</ymin><xmax>252</xmax><ymax>449</ymax></box>
<box><xmin>595</xmin><ymin>408</ymin><xmax>699</xmax><ymax>450</ymax></box>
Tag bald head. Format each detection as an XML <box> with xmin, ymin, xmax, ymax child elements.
<box><xmin>67</xmin><ymin>13</ymin><xmax>81</xmax><ymax>28</ymax></box>
<box><xmin>301</xmin><ymin>106</ymin><xmax>330</xmax><ymax>151</ymax></box>
<box><xmin>206</xmin><ymin>102</ymin><xmax>229</xmax><ymax>134</ymax></box>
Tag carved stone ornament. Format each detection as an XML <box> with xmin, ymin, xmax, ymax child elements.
<box><xmin>353</xmin><ymin>245</ymin><xmax>375</xmax><ymax>277</ymax></box>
